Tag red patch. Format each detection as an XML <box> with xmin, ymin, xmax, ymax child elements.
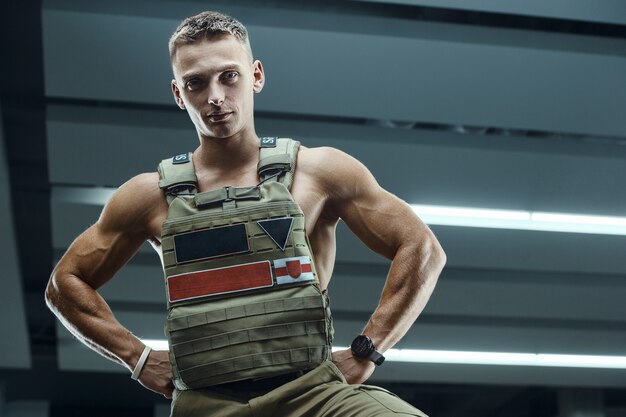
<box><xmin>168</xmin><ymin>261</ymin><xmax>272</xmax><ymax>302</ymax></box>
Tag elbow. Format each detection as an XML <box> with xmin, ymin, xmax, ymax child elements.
<box><xmin>421</xmin><ymin>231</ymin><xmax>446</xmax><ymax>281</ymax></box>
<box><xmin>44</xmin><ymin>270</ymin><xmax>63</xmax><ymax>313</ymax></box>
<box><xmin>44</xmin><ymin>275</ymin><xmax>56</xmax><ymax>311</ymax></box>
<box><xmin>430</xmin><ymin>236</ymin><xmax>446</xmax><ymax>272</ymax></box>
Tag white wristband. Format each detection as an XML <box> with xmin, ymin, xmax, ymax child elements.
<box><xmin>131</xmin><ymin>345</ymin><xmax>152</xmax><ymax>380</ymax></box>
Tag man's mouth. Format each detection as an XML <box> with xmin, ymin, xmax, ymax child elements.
<box><xmin>207</xmin><ymin>111</ymin><xmax>232</xmax><ymax>123</ymax></box>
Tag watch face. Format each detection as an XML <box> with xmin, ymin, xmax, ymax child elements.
<box><xmin>351</xmin><ymin>335</ymin><xmax>374</xmax><ymax>358</ymax></box>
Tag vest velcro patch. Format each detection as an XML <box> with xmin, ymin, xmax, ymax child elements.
<box><xmin>273</xmin><ymin>256</ymin><xmax>314</xmax><ymax>285</ymax></box>
<box><xmin>260</xmin><ymin>137</ymin><xmax>277</xmax><ymax>148</ymax></box>
<box><xmin>168</xmin><ymin>261</ymin><xmax>273</xmax><ymax>302</ymax></box>
<box><xmin>257</xmin><ymin>217</ymin><xmax>293</xmax><ymax>251</ymax></box>
<box><xmin>172</xmin><ymin>153</ymin><xmax>190</xmax><ymax>164</ymax></box>
<box><xmin>174</xmin><ymin>224</ymin><xmax>249</xmax><ymax>263</ymax></box>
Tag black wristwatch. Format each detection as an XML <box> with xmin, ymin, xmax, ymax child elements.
<box><xmin>350</xmin><ymin>335</ymin><xmax>385</xmax><ymax>366</ymax></box>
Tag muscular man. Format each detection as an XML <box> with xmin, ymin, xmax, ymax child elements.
<box><xmin>46</xmin><ymin>11</ymin><xmax>445</xmax><ymax>416</ymax></box>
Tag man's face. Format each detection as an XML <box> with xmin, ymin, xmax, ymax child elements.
<box><xmin>171</xmin><ymin>35</ymin><xmax>264</xmax><ymax>140</ymax></box>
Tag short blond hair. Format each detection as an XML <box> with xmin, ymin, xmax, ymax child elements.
<box><xmin>169</xmin><ymin>11</ymin><xmax>252</xmax><ymax>61</ymax></box>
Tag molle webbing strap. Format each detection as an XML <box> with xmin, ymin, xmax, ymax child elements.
<box><xmin>179</xmin><ymin>346</ymin><xmax>329</xmax><ymax>385</ymax></box>
<box><xmin>171</xmin><ymin>319</ymin><xmax>327</xmax><ymax>357</ymax></box>
<box><xmin>168</xmin><ymin>294</ymin><xmax>324</xmax><ymax>332</ymax></box>
<box><xmin>194</xmin><ymin>186</ymin><xmax>261</xmax><ymax>209</ymax></box>
<box><xmin>158</xmin><ymin>153</ymin><xmax>197</xmax><ymax>196</ymax></box>
<box><xmin>257</xmin><ymin>138</ymin><xmax>300</xmax><ymax>189</ymax></box>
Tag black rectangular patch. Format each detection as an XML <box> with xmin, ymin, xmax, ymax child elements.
<box><xmin>260</xmin><ymin>137</ymin><xmax>277</xmax><ymax>148</ymax></box>
<box><xmin>172</xmin><ymin>153</ymin><xmax>190</xmax><ymax>164</ymax></box>
<box><xmin>174</xmin><ymin>224</ymin><xmax>249</xmax><ymax>263</ymax></box>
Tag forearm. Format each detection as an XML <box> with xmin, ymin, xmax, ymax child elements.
<box><xmin>45</xmin><ymin>270</ymin><xmax>144</xmax><ymax>372</ymax></box>
<box><xmin>362</xmin><ymin>235</ymin><xmax>445</xmax><ymax>353</ymax></box>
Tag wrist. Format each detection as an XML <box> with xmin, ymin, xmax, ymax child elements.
<box><xmin>123</xmin><ymin>337</ymin><xmax>148</xmax><ymax>372</ymax></box>
<box><xmin>350</xmin><ymin>335</ymin><xmax>385</xmax><ymax>366</ymax></box>
<box><xmin>131</xmin><ymin>345</ymin><xmax>152</xmax><ymax>380</ymax></box>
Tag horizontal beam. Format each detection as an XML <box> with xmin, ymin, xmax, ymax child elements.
<box><xmin>347</xmin><ymin>0</ymin><xmax>626</xmax><ymax>26</ymax></box>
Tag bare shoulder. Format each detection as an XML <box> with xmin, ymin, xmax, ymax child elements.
<box><xmin>297</xmin><ymin>145</ymin><xmax>355</xmax><ymax>168</ymax></box>
<box><xmin>297</xmin><ymin>145</ymin><xmax>377</xmax><ymax>194</ymax></box>
<box><xmin>112</xmin><ymin>172</ymin><xmax>162</xmax><ymax>203</ymax></box>
<box><xmin>99</xmin><ymin>172</ymin><xmax>166</xmax><ymax>238</ymax></box>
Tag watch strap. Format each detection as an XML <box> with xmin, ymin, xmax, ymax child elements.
<box><xmin>368</xmin><ymin>350</ymin><xmax>385</xmax><ymax>366</ymax></box>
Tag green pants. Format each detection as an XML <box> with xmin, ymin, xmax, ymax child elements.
<box><xmin>170</xmin><ymin>361</ymin><xmax>427</xmax><ymax>416</ymax></box>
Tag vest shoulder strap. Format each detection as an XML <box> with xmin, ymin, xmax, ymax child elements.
<box><xmin>257</xmin><ymin>138</ymin><xmax>301</xmax><ymax>190</ymax></box>
<box><xmin>158</xmin><ymin>152</ymin><xmax>197</xmax><ymax>197</ymax></box>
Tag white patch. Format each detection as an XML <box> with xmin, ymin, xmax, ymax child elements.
<box><xmin>273</xmin><ymin>256</ymin><xmax>314</xmax><ymax>285</ymax></box>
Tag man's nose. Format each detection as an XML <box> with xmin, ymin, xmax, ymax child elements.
<box><xmin>208</xmin><ymin>86</ymin><xmax>225</xmax><ymax>106</ymax></box>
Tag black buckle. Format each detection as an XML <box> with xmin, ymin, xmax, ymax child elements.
<box><xmin>166</xmin><ymin>183</ymin><xmax>196</xmax><ymax>196</ymax></box>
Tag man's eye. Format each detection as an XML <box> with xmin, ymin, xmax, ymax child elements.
<box><xmin>185</xmin><ymin>79</ymin><xmax>204</xmax><ymax>90</ymax></box>
<box><xmin>223</xmin><ymin>71</ymin><xmax>239</xmax><ymax>81</ymax></box>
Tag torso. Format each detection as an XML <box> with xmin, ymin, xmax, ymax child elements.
<box><xmin>143</xmin><ymin>146</ymin><xmax>339</xmax><ymax>290</ymax></box>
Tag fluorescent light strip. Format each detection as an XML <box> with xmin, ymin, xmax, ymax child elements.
<box><xmin>334</xmin><ymin>347</ymin><xmax>626</xmax><ymax>369</ymax></box>
<box><xmin>384</xmin><ymin>349</ymin><xmax>626</xmax><ymax>369</ymax></box>
<box><xmin>411</xmin><ymin>205</ymin><xmax>626</xmax><ymax>236</ymax></box>
<box><xmin>53</xmin><ymin>186</ymin><xmax>116</xmax><ymax>206</ymax></box>
<box><xmin>141</xmin><ymin>340</ymin><xmax>626</xmax><ymax>369</ymax></box>
<box><xmin>143</xmin><ymin>339</ymin><xmax>169</xmax><ymax>351</ymax></box>
<box><xmin>57</xmin><ymin>186</ymin><xmax>626</xmax><ymax>236</ymax></box>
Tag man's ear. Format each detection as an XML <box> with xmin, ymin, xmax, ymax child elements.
<box><xmin>171</xmin><ymin>79</ymin><xmax>186</xmax><ymax>110</ymax></box>
<box><xmin>252</xmin><ymin>60</ymin><xmax>265</xmax><ymax>93</ymax></box>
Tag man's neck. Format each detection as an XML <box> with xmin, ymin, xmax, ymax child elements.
<box><xmin>194</xmin><ymin>130</ymin><xmax>260</xmax><ymax>175</ymax></box>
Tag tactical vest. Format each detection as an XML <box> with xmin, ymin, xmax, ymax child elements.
<box><xmin>158</xmin><ymin>138</ymin><xmax>334</xmax><ymax>390</ymax></box>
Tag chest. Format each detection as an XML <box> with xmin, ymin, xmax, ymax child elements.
<box><xmin>152</xmin><ymin>169</ymin><xmax>326</xmax><ymax>242</ymax></box>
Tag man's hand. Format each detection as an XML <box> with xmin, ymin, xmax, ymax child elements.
<box><xmin>331</xmin><ymin>348</ymin><xmax>376</xmax><ymax>384</ymax></box>
<box><xmin>137</xmin><ymin>350</ymin><xmax>175</xmax><ymax>399</ymax></box>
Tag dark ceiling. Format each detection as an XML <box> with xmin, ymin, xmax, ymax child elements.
<box><xmin>1</xmin><ymin>1</ymin><xmax>626</xmax><ymax>416</ymax></box>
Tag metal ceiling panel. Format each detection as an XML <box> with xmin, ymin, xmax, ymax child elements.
<box><xmin>42</xmin><ymin>8</ymin><xmax>626</xmax><ymax>137</ymax></box>
<box><xmin>47</xmin><ymin>108</ymin><xmax>626</xmax><ymax>217</ymax></box>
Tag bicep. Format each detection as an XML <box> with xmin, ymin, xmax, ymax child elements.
<box><xmin>326</xmin><ymin>152</ymin><xmax>430</xmax><ymax>260</ymax></box>
<box><xmin>57</xmin><ymin>221</ymin><xmax>146</xmax><ymax>290</ymax></box>
<box><xmin>53</xmin><ymin>175</ymin><xmax>156</xmax><ymax>289</ymax></box>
